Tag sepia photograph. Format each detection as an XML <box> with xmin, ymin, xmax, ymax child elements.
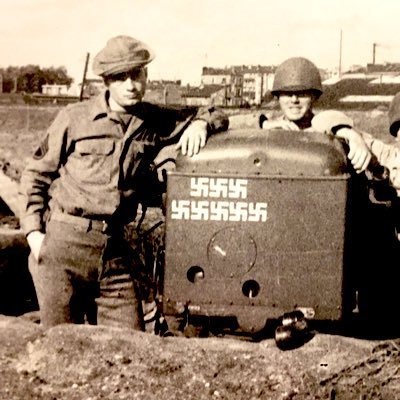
<box><xmin>1</xmin><ymin>0</ymin><xmax>400</xmax><ymax>398</ymax></box>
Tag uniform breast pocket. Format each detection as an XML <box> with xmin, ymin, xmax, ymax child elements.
<box><xmin>71</xmin><ymin>138</ymin><xmax>115</xmax><ymax>185</ymax></box>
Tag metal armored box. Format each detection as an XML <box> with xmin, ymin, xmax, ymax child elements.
<box><xmin>163</xmin><ymin>129</ymin><xmax>352</xmax><ymax>332</ymax></box>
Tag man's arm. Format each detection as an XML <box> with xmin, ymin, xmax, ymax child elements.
<box><xmin>357</xmin><ymin>132</ymin><xmax>400</xmax><ymax>192</ymax></box>
<box><xmin>19</xmin><ymin>108</ymin><xmax>68</xmax><ymax>236</ymax></box>
<box><xmin>334</xmin><ymin>127</ymin><xmax>372</xmax><ymax>173</ymax></box>
<box><xmin>171</xmin><ymin>106</ymin><xmax>229</xmax><ymax>156</ymax></box>
<box><xmin>311</xmin><ymin>110</ymin><xmax>372</xmax><ymax>173</ymax></box>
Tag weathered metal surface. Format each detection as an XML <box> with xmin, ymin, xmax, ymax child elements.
<box><xmin>163</xmin><ymin>129</ymin><xmax>354</xmax><ymax>332</ymax></box>
<box><xmin>175</xmin><ymin>129</ymin><xmax>349</xmax><ymax>177</ymax></box>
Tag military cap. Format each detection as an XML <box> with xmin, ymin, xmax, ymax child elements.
<box><xmin>389</xmin><ymin>92</ymin><xmax>400</xmax><ymax>137</ymax></box>
<box><xmin>92</xmin><ymin>35</ymin><xmax>155</xmax><ymax>77</ymax></box>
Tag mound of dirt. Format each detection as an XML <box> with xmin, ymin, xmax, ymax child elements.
<box><xmin>1</xmin><ymin>314</ymin><xmax>400</xmax><ymax>399</ymax></box>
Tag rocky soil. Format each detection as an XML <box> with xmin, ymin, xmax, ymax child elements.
<box><xmin>0</xmin><ymin>314</ymin><xmax>400</xmax><ymax>399</ymax></box>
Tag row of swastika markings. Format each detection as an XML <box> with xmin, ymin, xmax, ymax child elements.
<box><xmin>190</xmin><ymin>177</ymin><xmax>248</xmax><ymax>199</ymax></box>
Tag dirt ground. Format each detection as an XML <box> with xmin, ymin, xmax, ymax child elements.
<box><xmin>1</xmin><ymin>314</ymin><xmax>400</xmax><ymax>400</ymax></box>
<box><xmin>1</xmin><ymin>105</ymin><xmax>400</xmax><ymax>399</ymax></box>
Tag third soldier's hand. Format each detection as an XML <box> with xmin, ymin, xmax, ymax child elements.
<box><xmin>175</xmin><ymin>119</ymin><xmax>208</xmax><ymax>157</ymax></box>
<box><xmin>336</xmin><ymin>127</ymin><xmax>372</xmax><ymax>173</ymax></box>
<box><xmin>27</xmin><ymin>230</ymin><xmax>46</xmax><ymax>261</ymax></box>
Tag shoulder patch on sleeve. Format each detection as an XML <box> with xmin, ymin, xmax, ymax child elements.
<box><xmin>33</xmin><ymin>134</ymin><xmax>49</xmax><ymax>160</ymax></box>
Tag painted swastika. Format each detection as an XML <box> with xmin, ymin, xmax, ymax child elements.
<box><xmin>171</xmin><ymin>200</ymin><xmax>268</xmax><ymax>222</ymax></box>
<box><xmin>190</xmin><ymin>177</ymin><xmax>247</xmax><ymax>199</ymax></box>
<box><xmin>171</xmin><ymin>177</ymin><xmax>268</xmax><ymax>222</ymax></box>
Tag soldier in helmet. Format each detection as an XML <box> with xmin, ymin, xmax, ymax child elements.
<box><xmin>19</xmin><ymin>35</ymin><xmax>229</xmax><ymax>330</ymax></box>
<box><xmin>260</xmin><ymin>57</ymin><xmax>371</xmax><ymax>173</ymax></box>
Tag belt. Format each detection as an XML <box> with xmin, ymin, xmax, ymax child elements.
<box><xmin>50</xmin><ymin>211</ymin><xmax>111</xmax><ymax>233</ymax></box>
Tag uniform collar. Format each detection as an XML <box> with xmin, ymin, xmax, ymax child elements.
<box><xmin>89</xmin><ymin>90</ymin><xmax>145</xmax><ymax>125</ymax></box>
<box><xmin>282</xmin><ymin>111</ymin><xmax>314</xmax><ymax>130</ymax></box>
<box><xmin>89</xmin><ymin>90</ymin><xmax>110</xmax><ymax>121</ymax></box>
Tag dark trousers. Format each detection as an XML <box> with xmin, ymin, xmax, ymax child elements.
<box><xmin>28</xmin><ymin>215</ymin><xmax>144</xmax><ymax>330</ymax></box>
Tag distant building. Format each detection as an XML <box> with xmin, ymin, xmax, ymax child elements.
<box><xmin>366</xmin><ymin>62</ymin><xmax>400</xmax><ymax>75</ymax></box>
<box><xmin>201</xmin><ymin>68</ymin><xmax>231</xmax><ymax>85</ymax></box>
<box><xmin>80</xmin><ymin>78</ymin><xmax>105</xmax><ymax>97</ymax></box>
<box><xmin>42</xmin><ymin>84</ymin><xmax>70</xmax><ymax>96</ymax></box>
<box><xmin>240</xmin><ymin>65</ymin><xmax>275</xmax><ymax>105</ymax></box>
<box><xmin>181</xmin><ymin>84</ymin><xmax>226</xmax><ymax>107</ymax></box>
<box><xmin>0</xmin><ymin>74</ymin><xmax>2</xmax><ymax>94</ymax></box>
<box><xmin>145</xmin><ymin>80</ymin><xmax>183</xmax><ymax>105</ymax></box>
<box><xmin>201</xmin><ymin>65</ymin><xmax>275</xmax><ymax>106</ymax></box>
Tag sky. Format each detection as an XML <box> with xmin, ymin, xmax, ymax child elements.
<box><xmin>1</xmin><ymin>0</ymin><xmax>400</xmax><ymax>86</ymax></box>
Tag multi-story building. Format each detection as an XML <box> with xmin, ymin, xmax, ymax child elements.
<box><xmin>201</xmin><ymin>67</ymin><xmax>242</xmax><ymax>106</ymax></box>
<box><xmin>241</xmin><ymin>65</ymin><xmax>275</xmax><ymax>105</ymax></box>
<box><xmin>201</xmin><ymin>67</ymin><xmax>231</xmax><ymax>86</ymax></box>
<box><xmin>181</xmin><ymin>84</ymin><xmax>226</xmax><ymax>107</ymax></box>
<box><xmin>145</xmin><ymin>79</ymin><xmax>183</xmax><ymax>105</ymax></box>
<box><xmin>201</xmin><ymin>65</ymin><xmax>275</xmax><ymax>106</ymax></box>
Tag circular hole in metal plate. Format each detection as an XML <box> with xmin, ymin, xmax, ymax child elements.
<box><xmin>187</xmin><ymin>265</ymin><xmax>205</xmax><ymax>283</ymax></box>
<box><xmin>242</xmin><ymin>279</ymin><xmax>260</xmax><ymax>298</ymax></box>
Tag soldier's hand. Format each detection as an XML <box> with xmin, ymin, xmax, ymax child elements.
<box><xmin>27</xmin><ymin>230</ymin><xmax>45</xmax><ymax>261</ymax></box>
<box><xmin>175</xmin><ymin>120</ymin><xmax>208</xmax><ymax>157</ymax></box>
<box><xmin>336</xmin><ymin>127</ymin><xmax>372</xmax><ymax>173</ymax></box>
<box><xmin>261</xmin><ymin>119</ymin><xmax>300</xmax><ymax>131</ymax></box>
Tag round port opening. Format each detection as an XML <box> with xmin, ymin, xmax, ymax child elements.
<box><xmin>242</xmin><ymin>280</ymin><xmax>260</xmax><ymax>298</ymax></box>
<box><xmin>187</xmin><ymin>266</ymin><xmax>205</xmax><ymax>283</ymax></box>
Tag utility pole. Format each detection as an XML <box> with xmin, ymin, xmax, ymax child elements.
<box><xmin>79</xmin><ymin>52</ymin><xmax>90</xmax><ymax>101</ymax></box>
<box><xmin>338</xmin><ymin>29</ymin><xmax>343</xmax><ymax>77</ymax></box>
<box><xmin>372</xmin><ymin>43</ymin><xmax>377</xmax><ymax>64</ymax></box>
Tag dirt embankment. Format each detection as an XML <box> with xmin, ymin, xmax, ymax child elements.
<box><xmin>1</xmin><ymin>315</ymin><xmax>400</xmax><ymax>400</ymax></box>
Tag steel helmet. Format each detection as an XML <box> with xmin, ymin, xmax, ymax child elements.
<box><xmin>272</xmin><ymin>57</ymin><xmax>322</xmax><ymax>97</ymax></box>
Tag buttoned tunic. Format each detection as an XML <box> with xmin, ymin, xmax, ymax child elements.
<box><xmin>20</xmin><ymin>91</ymin><xmax>228</xmax><ymax>234</ymax></box>
<box><xmin>19</xmin><ymin>91</ymin><xmax>228</xmax><ymax>329</ymax></box>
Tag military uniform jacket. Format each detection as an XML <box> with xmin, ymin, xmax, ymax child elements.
<box><xmin>361</xmin><ymin>132</ymin><xmax>400</xmax><ymax>195</ymax></box>
<box><xmin>19</xmin><ymin>90</ymin><xmax>229</xmax><ymax>235</ymax></box>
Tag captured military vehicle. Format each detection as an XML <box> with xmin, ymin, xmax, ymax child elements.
<box><xmin>155</xmin><ymin>127</ymin><xmax>400</xmax><ymax>344</ymax></box>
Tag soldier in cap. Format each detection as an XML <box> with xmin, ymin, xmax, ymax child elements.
<box><xmin>19</xmin><ymin>35</ymin><xmax>229</xmax><ymax>330</ymax></box>
<box><xmin>259</xmin><ymin>57</ymin><xmax>371</xmax><ymax>173</ymax></box>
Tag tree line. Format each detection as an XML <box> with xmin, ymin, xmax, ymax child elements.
<box><xmin>0</xmin><ymin>65</ymin><xmax>73</xmax><ymax>93</ymax></box>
